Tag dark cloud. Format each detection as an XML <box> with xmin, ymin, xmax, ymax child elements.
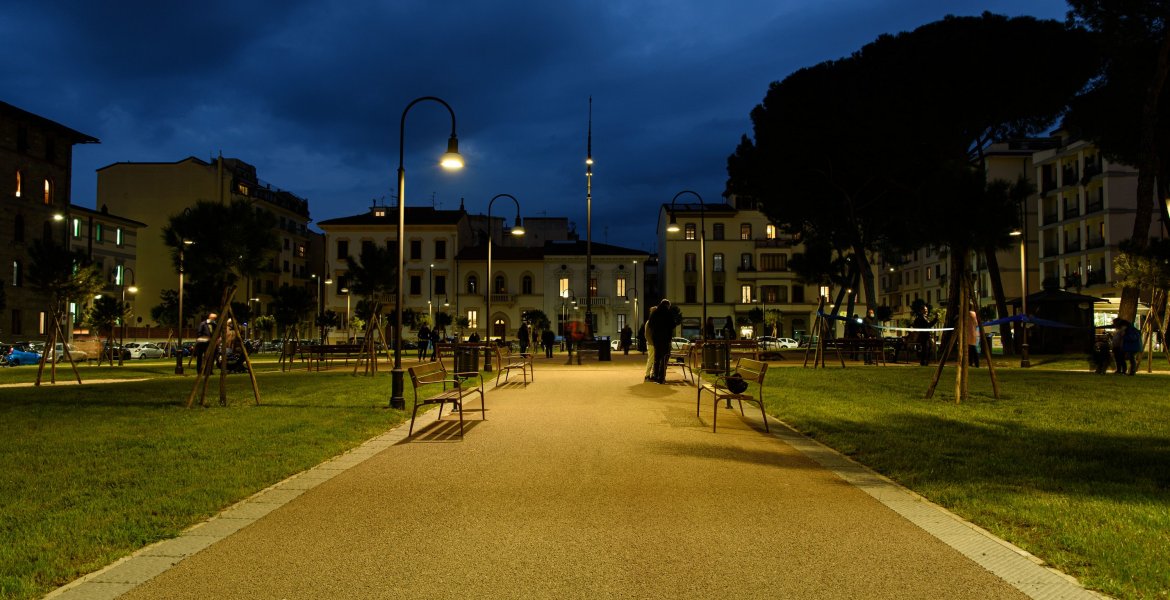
<box><xmin>4</xmin><ymin>0</ymin><xmax>1066</xmax><ymax>248</ymax></box>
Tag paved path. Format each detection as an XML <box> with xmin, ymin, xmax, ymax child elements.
<box><xmin>49</xmin><ymin>356</ymin><xmax>1098</xmax><ymax>599</ymax></box>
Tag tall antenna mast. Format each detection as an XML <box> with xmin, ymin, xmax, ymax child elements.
<box><xmin>585</xmin><ymin>96</ymin><xmax>594</xmax><ymax>337</ymax></box>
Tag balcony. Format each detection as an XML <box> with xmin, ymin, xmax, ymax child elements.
<box><xmin>1043</xmin><ymin>244</ymin><xmax>1060</xmax><ymax>256</ymax></box>
<box><xmin>1086</xmin><ymin>236</ymin><xmax>1105</xmax><ymax>250</ymax></box>
<box><xmin>489</xmin><ymin>293</ymin><xmax>515</xmax><ymax>305</ymax></box>
<box><xmin>1085</xmin><ymin>200</ymin><xmax>1104</xmax><ymax>214</ymax></box>
<box><xmin>1086</xmin><ymin>271</ymin><xmax>1107</xmax><ymax>286</ymax></box>
<box><xmin>1042</xmin><ymin>210</ymin><xmax>1059</xmax><ymax>225</ymax></box>
<box><xmin>1063</xmin><ymin>204</ymin><xmax>1080</xmax><ymax>219</ymax></box>
<box><xmin>1065</xmin><ymin>240</ymin><xmax>1081</xmax><ymax>253</ymax></box>
<box><xmin>1041</xmin><ymin>177</ymin><xmax>1057</xmax><ymax>193</ymax></box>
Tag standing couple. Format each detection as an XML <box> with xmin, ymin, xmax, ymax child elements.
<box><xmin>643</xmin><ymin>298</ymin><xmax>676</xmax><ymax>384</ymax></box>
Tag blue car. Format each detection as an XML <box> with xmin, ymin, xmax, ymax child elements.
<box><xmin>6</xmin><ymin>348</ymin><xmax>42</xmax><ymax>366</ymax></box>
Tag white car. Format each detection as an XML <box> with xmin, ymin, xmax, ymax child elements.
<box><xmin>759</xmin><ymin>337</ymin><xmax>798</xmax><ymax>350</ymax></box>
<box><xmin>43</xmin><ymin>343</ymin><xmax>89</xmax><ymax>363</ymax></box>
<box><xmin>670</xmin><ymin>337</ymin><xmax>691</xmax><ymax>351</ymax></box>
<box><xmin>123</xmin><ymin>342</ymin><xmax>166</xmax><ymax>359</ymax></box>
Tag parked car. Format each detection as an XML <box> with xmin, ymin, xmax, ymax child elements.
<box><xmin>758</xmin><ymin>336</ymin><xmax>798</xmax><ymax>350</ymax></box>
<box><xmin>670</xmin><ymin>337</ymin><xmax>691</xmax><ymax>351</ymax></box>
<box><xmin>123</xmin><ymin>342</ymin><xmax>166</xmax><ymax>359</ymax></box>
<box><xmin>5</xmin><ymin>348</ymin><xmax>42</xmax><ymax>366</ymax></box>
<box><xmin>44</xmin><ymin>343</ymin><xmax>88</xmax><ymax>363</ymax></box>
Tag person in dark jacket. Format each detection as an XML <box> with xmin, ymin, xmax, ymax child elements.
<box><xmin>619</xmin><ymin>324</ymin><xmax>633</xmax><ymax>355</ymax></box>
<box><xmin>541</xmin><ymin>329</ymin><xmax>555</xmax><ymax>358</ymax></box>
<box><xmin>648</xmin><ymin>299</ymin><xmax>675</xmax><ymax>383</ymax></box>
<box><xmin>518</xmin><ymin>321</ymin><xmax>530</xmax><ymax>355</ymax></box>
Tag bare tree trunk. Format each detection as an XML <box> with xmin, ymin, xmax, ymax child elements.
<box><xmin>982</xmin><ymin>244</ymin><xmax>1015</xmax><ymax>356</ymax></box>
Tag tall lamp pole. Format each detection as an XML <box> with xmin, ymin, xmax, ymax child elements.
<box><xmin>391</xmin><ymin>96</ymin><xmax>464</xmax><ymax>410</ymax></box>
<box><xmin>666</xmin><ymin>190</ymin><xmax>707</xmax><ymax>340</ymax></box>
<box><xmin>175</xmin><ymin>239</ymin><xmax>193</xmax><ymax>374</ymax></box>
<box><xmin>485</xmin><ymin>193</ymin><xmax>525</xmax><ymax>370</ymax></box>
<box><xmin>313</xmin><ymin>274</ymin><xmax>332</xmax><ymax>343</ymax></box>
<box><xmin>340</xmin><ymin>287</ymin><xmax>351</xmax><ymax>342</ymax></box>
<box><xmin>1011</xmin><ymin>217</ymin><xmax>1031</xmax><ymax>367</ymax></box>
<box><xmin>118</xmin><ymin>267</ymin><xmax>137</xmax><ymax>367</ymax></box>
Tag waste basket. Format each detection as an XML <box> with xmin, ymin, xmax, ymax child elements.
<box><xmin>454</xmin><ymin>345</ymin><xmax>479</xmax><ymax>375</ymax></box>
<box><xmin>597</xmin><ymin>336</ymin><xmax>612</xmax><ymax>361</ymax></box>
<box><xmin>701</xmin><ymin>342</ymin><xmax>729</xmax><ymax>374</ymax></box>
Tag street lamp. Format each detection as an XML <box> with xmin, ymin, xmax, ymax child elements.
<box><xmin>247</xmin><ymin>297</ymin><xmax>260</xmax><ymax>342</ymax></box>
<box><xmin>631</xmin><ymin>260</ymin><xmax>639</xmax><ymax>326</ymax></box>
<box><xmin>175</xmin><ymin>239</ymin><xmax>193</xmax><ymax>374</ymax></box>
<box><xmin>312</xmin><ymin>274</ymin><xmax>333</xmax><ymax>343</ymax></box>
<box><xmin>340</xmin><ymin>287</ymin><xmax>351</xmax><ymax>342</ymax></box>
<box><xmin>428</xmin><ymin>263</ymin><xmax>434</xmax><ymax>326</ymax></box>
<box><xmin>391</xmin><ymin>96</ymin><xmax>463</xmax><ymax>410</ymax></box>
<box><xmin>118</xmin><ymin>267</ymin><xmax>137</xmax><ymax>367</ymax></box>
<box><xmin>561</xmin><ymin>288</ymin><xmax>577</xmax><ymax>350</ymax></box>
<box><xmin>1011</xmin><ymin>224</ymin><xmax>1031</xmax><ymax>367</ymax></box>
<box><xmin>666</xmin><ymin>190</ymin><xmax>707</xmax><ymax>340</ymax></box>
<box><xmin>483</xmin><ymin>194</ymin><xmax>524</xmax><ymax>372</ymax></box>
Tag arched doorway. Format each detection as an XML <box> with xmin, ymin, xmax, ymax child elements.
<box><xmin>492</xmin><ymin>317</ymin><xmax>506</xmax><ymax>340</ymax></box>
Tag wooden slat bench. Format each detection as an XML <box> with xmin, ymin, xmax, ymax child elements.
<box><xmin>300</xmin><ymin>344</ymin><xmax>365</xmax><ymax>371</ymax></box>
<box><xmin>493</xmin><ymin>345</ymin><xmax>533</xmax><ymax>385</ymax></box>
<box><xmin>407</xmin><ymin>360</ymin><xmax>485</xmax><ymax>437</ymax></box>
<box><xmin>573</xmin><ymin>340</ymin><xmax>601</xmax><ymax>364</ymax></box>
<box><xmin>696</xmin><ymin>357</ymin><xmax>769</xmax><ymax>433</ymax></box>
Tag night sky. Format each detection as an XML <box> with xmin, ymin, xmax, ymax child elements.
<box><xmin>5</xmin><ymin>1</ymin><xmax>1067</xmax><ymax>251</ymax></box>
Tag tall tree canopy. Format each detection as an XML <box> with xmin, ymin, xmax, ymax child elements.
<box><xmin>161</xmin><ymin>199</ymin><xmax>279</xmax><ymax>315</ymax></box>
<box><xmin>1065</xmin><ymin>1</ymin><xmax>1170</xmax><ymax>321</ymax></box>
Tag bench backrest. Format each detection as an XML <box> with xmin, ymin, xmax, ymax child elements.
<box><xmin>735</xmin><ymin>358</ymin><xmax>768</xmax><ymax>384</ymax></box>
<box><xmin>408</xmin><ymin>361</ymin><xmax>447</xmax><ymax>388</ymax></box>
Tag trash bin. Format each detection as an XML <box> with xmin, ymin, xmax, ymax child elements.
<box><xmin>701</xmin><ymin>342</ymin><xmax>729</xmax><ymax>374</ymax></box>
<box><xmin>454</xmin><ymin>345</ymin><xmax>479</xmax><ymax>375</ymax></box>
<box><xmin>597</xmin><ymin>336</ymin><xmax>612</xmax><ymax>361</ymax></box>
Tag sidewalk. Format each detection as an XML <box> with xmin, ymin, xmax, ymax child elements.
<box><xmin>49</xmin><ymin>354</ymin><xmax>1098</xmax><ymax>599</ymax></box>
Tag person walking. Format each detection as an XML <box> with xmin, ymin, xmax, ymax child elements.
<box><xmin>429</xmin><ymin>328</ymin><xmax>441</xmax><ymax>361</ymax></box>
<box><xmin>643</xmin><ymin>307</ymin><xmax>656</xmax><ymax>381</ymax></box>
<box><xmin>416</xmin><ymin>324</ymin><xmax>430</xmax><ymax>362</ymax></box>
<box><xmin>1117</xmin><ymin>318</ymin><xmax>1141</xmax><ymax>375</ymax></box>
<box><xmin>649</xmin><ymin>299</ymin><xmax>675</xmax><ymax>383</ymax></box>
<box><xmin>518</xmin><ymin>321</ymin><xmax>530</xmax><ymax>355</ymax></box>
<box><xmin>541</xmin><ymin>328</ymin><xmax>555</xmax><ymax>358</ymax></box>
<box><xmin>912</xmin><ymin>305</ymin><xmax>936</xmax><ymax>366</ymax></box>
<box><xmin>619</xmin><ymin>324</ymin><xmax>633</xmax><ymax>355</ymax></box>
<box><xmin>195</xmin><ymin>312</ymin><xmax>217</xmax><ymax>375</ymax></box>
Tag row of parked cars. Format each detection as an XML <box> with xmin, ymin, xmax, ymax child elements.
<box><xmin>2</xmin><ymin>342</ymin><xmax>90</xmax><ymax>366</ymax></box>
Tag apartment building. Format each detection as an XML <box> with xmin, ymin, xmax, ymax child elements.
<box><xmin>97</xmin><ymin>157</ymin><xmax>314</xmax><ymax>324</ymax></box>
<box><xmin>0</xmin><ymin>101</ymin><xmax>99</xmax><ymax>341</ymax></box>
<box><xmin>657</xmin><ymin>197</ymin><xmax>820</xmax><ymax>340</ymax></box>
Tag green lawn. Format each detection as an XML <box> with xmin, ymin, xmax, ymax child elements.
<box><xmin>0</xmin><ymin>367</ymin><xmax>408</xmax><ymax>600</ymax></box>
<box><xmin>756</xmin><ymin>359</ymin><xmax>1169</xmax><ymax>600</ymax></box>
<box><xmin>2</xmin><ymin>356</ymin><xmax>1168</xmax><ymax>599</ymax></box>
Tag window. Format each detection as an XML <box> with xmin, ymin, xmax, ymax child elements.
<box><xmin>684</xmin><ymin>223</ymin><xmax>696</xmax><ymax>240</ymax></box>
<box><xmin>296</xmin><ymin>243</ymin><xmax>306</xmax><ymax>258</ymax></box>
<box><xmin>337</xmin><ymin>239</ymin><xmax>349</xmax><ymax>258</ymax></box>
<box><xmin>740</xmin><ymin>253</ymin><xmax>753</xmax><ymax>270</ymax></box>
<box><xmin>410</xmin><ymin>240</ymin><xmax>422</xmax><ymax>260</ymax></box>
<box><xmin>283</xmin><ymin>260</ymin><xmax>289</xmax><ymax>273</ymax></box>
<box><xmin>559</xmin><ymin>277</ymin><xmax>570</xmax><ymax>297</ymax></box>
<box><xmin>44</xmin><ymin>179</ymin><xmax>52</xmax><ymax>205</ymax></box>
<box><xmin>713</xmin><ymin>285</ymin><xmax>724</xmax><ymax>303</ymax></box>
<box><xmin>740</xmin><ymin>223</ymin><xmax>751</xmax><ymax>240</ymax></box>
<box><xmin>494</xmin><ymin>275</ymin><xmax>506</xmax><ymax>294</ymax></box>
<box><xmin>410</xmin><ymin>275</ymin><xmax>422</xmax><ymax>295</ymax></box>
<box><xmin>10</xmin><ymin>309</ymin><xmax>21</xmax><ymax>336</ymax></box>
<box><xmin>361</xmin><ymin>240</ymin><xmax>375</xmax><ymax>257</ymax></box>
<box><xmin>760</xmin><ymin>253</ymin><xmax>787</xmax><ymax>271</ymax></box>
<box><xmin>435</xmin><ymin>240</ymin><xmax>447</xmax><ymax>260</ymax></box>
<box><xmin>522</xmin><ymin>275</ymin><xmax>533</xmax><ymax>295</ymax></box>
<box><xmin>115</xmin><ymin>264</ymin><xmax>125</xmax><ymax>285</ymax></box>
<box><xmin>435</xmin><ymin>275</ymin><xmax>447</xmax><ymax>295</ymax></box>
<box><xmin>467</xmin><ymin>309</ymin><xmax>478</xmax><ymax>329</ymax></box>
<box><xmin>712</xmin><ymin>253</ymin><xmax>724</xmax><ymax>272</ymax></box>
<box><xmin>14</xmin><ymin>170</ymin><xmax>20</xmax><ymax>198</ymax></box>
<box><xmin>12</xmin><ymin>260</ymin><xmax>22</xmax><ymax>287</ymax></box>
<box><xmin>14</xmin><ymin>215</ymin><xmax>23</xmax><ymax>242</ymax></box>
<box><xmin>741</xmin><ymin>285</ymin><xmax>752</xmax><ymax>303</ymax></box>
<box><xmin>493</xmin><ymin>318</ymin><xmax>506</xmax><ymax>339</ymax></box>
<box><xmin>71</xmin><ymin>218</ymin><xmax>80</xmax><ymax>238</ymax></box>
<box><xmin>616</xmin><ymin>278</ymin><xmax>626</xmax><ymax>297</ymax></box>
<box><xmin>283</xmin><ymin>238</ymin><xmax>290</xmax><ymax>250</ymax></box>
<box><xmin>712</xmin><ymin>223</ymin><xmax>724</xmax><ymax>240</ymax></box>
<box><xmin>685</xmin><ymin>284</ymin><xmax>696</xmax><ymax>303</ymax></box>
<box><xmin>761</xmin><ymin>285</ymin><xmax>786</xmax><ymax>303</ymax></box>
<box><xmin>792</xmin><ymin>285</ymin><xmax>805</xmax><ymax>303</ymax></box>
<box><xmin>684</xmin><ymin>253</ymin><xmax>697</xmax><ymax>272</ymax></box>
<box><xmin>94</xmin><ymin>223</ymin><xmax>103</xmax><ymax>242</ymax></box>
<box><xmin>766</xmin><ymin>224</ymin><xmax>777</xmax><ymax>239</ymax></box>
<box><xmin>617</xmin><ymin>314</ymin><xmax>627</xmax><ymax>331</ymax></box>
<box><xmin>589</xmin><ymin>277</ymin><xmax>597</xmax><ymax>297</ymax></box>
<box><xmin>467</xmin><ymin>275</ymin><xmax>478</xmax><ymax>294</ymax></box>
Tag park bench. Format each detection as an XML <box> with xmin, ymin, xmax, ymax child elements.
<box><xmin>825</xmin><ymin>338</ymin><xmax>885</xmax><ymax>365</ymax></box>
<box><xmin>727</xmin><ymin>339</ymin><xmax>761</xmax><ymax>362</ymax></box>
<box><xmin>407</xmin><ymin>360</ymin><xmax>485</xmax><ymax>438</ymax></box>
<box><xmin>696</xmin><ymin>357</ymin><xmax>770</xmax><ymax>433</ymax></box>
<box><xmin>493</xmin><ymin>344</ymin><xmax>533</xmax><ymax>386</ymax></box>
<box><xmin>301</xmin><ymin>344</ymin><xmax>364</xmax><ymax>371</ymax></box>
<box><xmin>667</xmin><ymin>342</ymin><xmax>694</xmax><ymax>384</ymax></box>
<box><xmin>573</xmin><ymin>340</ymin><xmax>601</xmax><ymax>364</ymax></box>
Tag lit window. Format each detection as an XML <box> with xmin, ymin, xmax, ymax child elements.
<box><xmin>741</xmin><ymin>285</ymin><xmax>752</xmax><ymax>303</ymax></box>
<box><xmin>115</xmin><ymin>264</ymin><xmax>124</xmax><ymax>286</ymax></box>
<box><xmin>94</xmin><ymin>223</ymin><xmax>103</xmax><ymax>242</ymax></box>
<box><xmin>14</xmin><ymin>171</ymin><xmax>20</xmax><ymax>198</ymax></box>
<box><xmin>616</xmin><ymin>278</ymin><xmax>626</xmax><ymax>297</ymax></box>
<box><xmin>467</xmin><ymin>275</ymin><xmax>478</xmax><ymax>294</ymax></box>
<box><xmin>684</xmin><ymin>223</ymin><xmax>696</xmax><ymax>240</ymax></box>
<box><xmin>43</xmin><ymin>179</ymin><xmax>52</xmax><ymax>205</ymax></box>
<box><xmin>559</xmin><ymin>277</ymin><xmax>570</xmax><ymax>297</ymax></box>
<box><xmin>713</xmin><ymin>253</ymin><xmax>724</xmax><ymax>272</ymax></box>
<box><xmin>766</xmin><ymin>224</ymin><xmax>777</xmax><ymax>239</ymax></box>
<box><xmin>467</xmin><ymin>309</ymin><xmax>478</xmax><ymax>329</ymax></box>
<box><xmin>116</xmin><ymin>228</ymin><xmax>124</xmax><ymax>246</ymax></box>
<box><xmin>71</xmin><ymin>218</ymin><xmax>80</xmax><ymax>238</ymax></box>
<box><xmin>12</xmin><ymin>260</ymin><xmax>22</xmax><ymax>287</ymax></box>
<box><xmin>740</xmin><ymin>223</ymin><xmax>752</xmax><ymax>240</ymax></box>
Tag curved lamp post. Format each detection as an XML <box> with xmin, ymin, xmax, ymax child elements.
<box><xmin>665</xmin><ymin>190</ymin><xmax>707</xmax><ymax>340</ymax></box>
<box><xmin>118</xmin><ymin>267</ymin><xmax>137</xmax><ymax>367</ymax></box>
<box><xmin>484</xmin><ymin>194</ymin><xmax>524</xmax><ymax>370</ymax></box>
<box><xmin>391</xmin><ymin>96</ymin><xmax>464</xmax><ymax>410</ymax></box>
<box><xmin>175</xmin><ymin>239</ymin><xmax>194</xmax><ymax>374</ymax></box>
<box><xmin>1010</xmin><ymin>223</ymin><xmax>1030</xmax><ymax>368</ymax></box>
